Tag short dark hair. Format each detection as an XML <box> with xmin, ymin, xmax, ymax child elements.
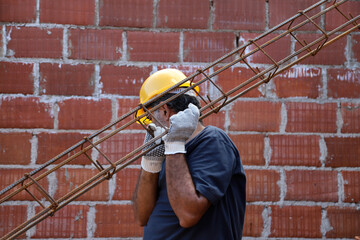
<box><xmin>147</xmin><ymin>92</ymin><xmax>201</xmax><ymax>114</ymax></box>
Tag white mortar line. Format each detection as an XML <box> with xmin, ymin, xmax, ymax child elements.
<box><xmin>53</xmin><ymin>102</ymin><xmax>59</xmax><ymax>130</ymax></box>
<box><xmin>47</xmin><ymin>169</ymin><xmax>57</xmax><ymax>197</ymax></box>
<box><xmin>33</xmin><ymin>63</ymin><xmax>40</xmax><ymax>96</ymax></box>
<box><xmin>153</xmin><ymin>0</ymin><xmax>159</xmax><ymax>28</ymax></box>
<box><xmin>94</xmin><ymin>0</ymin><xmax>100</xmax><ymax>26</ymax></box>
<box><xmin>93</xmin><ymin>64</ymin><xmax>102</xmax><ymax>98</ymax></box>
<box><xmin>321</xmin><ymin>67</ymin><xmax>328</xmax><ymax>99</ymax></box>
<box><xmin>319</xmin><ymin>136</ymin><xmax>327</xmax><ymax>167</ymax></box>
<box><xmin>1</xmin><ymin>25</ymin><xmax>6</xmax><ymax>57</ymax></box>
<box><xmin>337</xmin><ymin>170</ymin><xmax>345</xmax><ymax>203</ymax></box>
<box><xmin>279</xmin><ymin>102</ymin><xmax>287</xmax><ymax>133</ymax></box>
<box><xmin>63</xmin><ymin>27</ymin><xmax>69</xmax><ymax>60</ymax></box>
<box><xmin>321</xmin><ymin>208</ymin><xmax>333</xmax><ymax>238</ymax></box>
<box><xmin>336</xmin><ymin>102</ymin><xmax>344</xmax><ymax>134</ymax></box>
<box><xmin>278</xmin><ymin>168</ymin><xmax>286</xmax><ymax>204</ymax></box>
<box><xmin>264</xmin><ymin>0</ymin><xmax>269</xmax><ymax>31</ymax></box>
<box><xmin>264</xmin><ymin>136</ymin><xmax>271</xmax><ymax>167</ymax></box>
<box><xmin>30</xmin><ymin>134</ymin><xmax>38</xmax><ymax>165</ymax></box>
<box><xmin>27</xmin><ymin>202</ymin><xmax>36</xmax><ymax>238</ymax></box>
<box><xmin>179</xmin><ymin>32</ymin><xmax>184</xmax><ymax>63</ymax></box>
<box><xmin>35</xmin><ymin>0</ymin><xmax>40</xmax><ymax>24</ymax></box>
<box><xmin>261</xmin><ymin>206</ymin><xmax>271</xmax><ymax>238</ymax></box>
<box><xmin>208</xmin><ymin>0</ymin><xmax>215</xmax><ymax>30</ymax></box>
<box><xmin>87</xmin><ymin>205</ymin><xmax>96</xmax><ymax>239</ymax></box>
<box><xmin>121</xmin><ymin>31</ymin><xmax>127</xmax><ymax>61</ymax></box>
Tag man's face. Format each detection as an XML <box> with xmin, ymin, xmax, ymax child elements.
<box><xmin>151</xmin><ymin>106</ymin><xmax>169</xmax><ymax>128</ymax></box>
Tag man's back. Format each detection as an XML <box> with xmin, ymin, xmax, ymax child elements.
<box><xmin>143</xmin><ymin>126</ymin><xmax>246</xmax><ymax>239</ymax></box>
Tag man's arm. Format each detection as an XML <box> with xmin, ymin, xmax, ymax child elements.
<box><xmin>166</xmin><ymin>154</ymin><xmax>211</xmax><ymax>228</ymax></box>
<box><xmin>132</xmin><ymin>170</ymin><xmax>159</xmax><ymax>226</ymax></box>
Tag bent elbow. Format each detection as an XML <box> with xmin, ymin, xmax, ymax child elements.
<box><xmin>137</xmin><ymin>219</ymin><xmax>148</xmax><ymax>227</ymax></box>
<box><xmin>178</xmin><ymin>214</ymin><xmax>201</xmax><ymax>228</ymax></box>
<box><xmin>134</xmin><ymin>215</ymin><xmax>149</xmax><ymax>227</ymax></box>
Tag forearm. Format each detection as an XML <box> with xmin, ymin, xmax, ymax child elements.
<box><xmin>166</xmin><ymin>154</ymin><xmax>210</xmax><ymax>228</ymax></box>
<box><xmin>132</xmin><ymin>169</ymin><xmax>159</xmax><ymax>226</ymax></box>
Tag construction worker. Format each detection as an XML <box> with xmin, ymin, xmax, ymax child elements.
<box><xmin>132</xmin><ymin>69</ymin><xmax>246</xmax><ymax>239</ymax></box>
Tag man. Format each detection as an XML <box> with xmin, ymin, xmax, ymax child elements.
<box><xmin>132</xmin><ymin>69</ymin><xmax>246</xmax><ymax>239</ymax></box>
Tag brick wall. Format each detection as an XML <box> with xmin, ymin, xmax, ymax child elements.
<box><xmin>0</xmin><ymin>0</ymin><xmax>359</xmax><ymax>239</ymax></box>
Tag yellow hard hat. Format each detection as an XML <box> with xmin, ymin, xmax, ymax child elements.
<box><xmin>136</xmin><ymin>68</ymin><xmax>199</xmax><ymax>124</ymax></box>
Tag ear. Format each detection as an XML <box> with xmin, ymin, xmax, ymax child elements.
<box><xmin>162</xmin><ymin>104</ymin><xmax>174</xmax><ymax>121</ymax></box>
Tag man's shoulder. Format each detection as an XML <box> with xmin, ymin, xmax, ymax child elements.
<box><xmin>189</xmin><ymin>125</ymin><xmax>232</xmax><ymax>147</ymax></box>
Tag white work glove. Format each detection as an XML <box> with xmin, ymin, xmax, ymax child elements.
<box><xmin>141</xmin><ymin>123</ymin><xmax>165</xmax><ymax>173</ymax></box>
<box><xmin>164</xmin><ymin>103</ymin><xmax>200</xmax><ymax>155</ymax></box>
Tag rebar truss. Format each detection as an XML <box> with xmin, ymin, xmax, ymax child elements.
<box><xmin>1</xmin><ymin>0</ymin><xmax>359</xmax><ymax>239</ymax></box>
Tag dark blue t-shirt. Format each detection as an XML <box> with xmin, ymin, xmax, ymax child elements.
<box><xmin>143</xmin><ymin>126</ymin><xmax>246</xmax><ymax>240</ymax></box>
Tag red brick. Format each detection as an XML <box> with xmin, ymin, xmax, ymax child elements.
<box><xmin>0</xmin><ymin>62</ymin><xmax>33</xmax><ymax>94</ymax></box>
<box><xmin>245</xmin><ymin>169</ymin><xmax>280</xmax><ymax>202</ymax></box>
<box><xmin>239</xmin><ymin>33</ymin><xmax>291</xmax><ymax>65</ymax></box>
<box><xmin>127</xmin><ymin>31</ymin><xmax>179</xmax><ymax>62</ymax></box>
<box><xmin>294</xmin><ymin>33</ymin><xmax>347</xmax><ymax>65</ymax></box>
<box><xmin>69</xmin><ymin>29</ymin><xmax>122</xmax><ymax>61</ymax></box>
<box><xmin>328</xmin><ymin>68</ymin><xmax>360</xmax><ymax>98</ymax></box>
<box><xmin>34</xmin><ymin>205</ymin><xmax>89</xmax><ymax>238</ymax></box>
<box><xmin>94</xmin><ymin>204</ymin><xmax>144</xmax><ymax>237</ymax></box>
<box><xmin>183</xmin><ymin>32</ymin><xmax>235</xmax><ymax>63</ymax></box>
<box><xmin>6</xmin><ymin>27</ymin><xmax>63</xmax><ymax>58</ymax></box>
<box><xmin>325</xmin><ymin>137</ymin><xmax>360</xmax><ymax>167</ymax></box>
<box><xmin>273</xmin><ymin>67</ymin><xmax>322</xmax><ymax>98</ymax></box>
<box><xmin>100</xmin><ymin>65</ymin><xmax>152</xmax><ymax>96</ymax></box>
<box><xmin>269</xmin><ymin>0</ymin><xmax>321</xmax><ymax>30</ymax></box>
<box><xmin>286</xmin><ymin>102</ymin><xmax>337</xmax><ymax>133</ymax></box>
<box><xmin>243</xmin><ymin>205</ymin><xmax>264</xmax><ymax>237</ymax></box>
<box><xmin>118</xmin><ymin>98</ymin><xmax>143</xmax><ymax>130</ymax></box>
<box><xmin>326</xmin><ymin>206</ymin><xmax>360</xmax><ymax>238</ymax></box>
<box><xmin>352</xmin><ymin>35</ymin><xmax>360</xmax><ymax>62</ymax></box>
<box><xmin>202</xmin><ymin>109</ymin><xmax>226</xmax><ymax>130</ymax></box>
<box><xmin>113</xmin><ymin>168</ymin><xmax>140</xmax><ymax>200</ymax></box>
<box><xmin>341</xmin><ymin>102</ymin><xmax>360</xmax><ymax>133</ymax></box>
<box><xmin>229</xmin><ymin>101</ymin><xmax>281</xmax><ymax>132</ymax></box>
<box><xmin>229</xmin><ymin>134</ymin><xmax>265</xmax><ymax>166</ymax></box>
<box><xmin>97</xmin><ymin>132</ymin><xmax>144</xmax><ymax>166</ymax></box>
<box><xmin>214</xmin><ymin>66</ymin><xmax>264</xmax><ymax>98</ymax></box>
<box><xmin>270</xmin><ymin>135</ymin><xmax>321</xmax><ymax>166</ymax></box>
<box><xmin>0</xmin><ymin>97</ymin><xmax>54</xmax><ymax>129</ymax></box>
<box><xmin>40</xmin><ymin>0</ymin><xmax>95</xmax><ymax>25</ymax></box>
<box><xmin>37</xmin><ymin>132</ymin><xmax>90</xmax><ymax>164</ymax></box>
<box><xmin>0</xmin><ymin>0</ymin><xmax>36</xmax><ymax>23</ymax></box>
<box><xmin>342</xmin><ymin>171</ymin><xmax>360</xmax><ymax>203</ymax></box>
<box><xmin>157</xmin><ymin>0</ymin><xmax>209</xmax><ymax>29</ymax></box>
<box><xmin>0</xmin><ymin>168</ymin><xmax>49</xmax><ymax>201</ymax></box>
<box><xmin>54</xmin><ymin>168</ymin><xmax>109</xmax><ymax>201</ymax></box>
<box><xmin>270</xmin><ymin>205</ymin><xmax>322</xmax><ymax>238</ymax></box>
<box><xmin>285</xmin><ymin>170</ymin><xmax>338</xmax><ymax>202</ymax></box>
<box><xmin>100</xmin><ymin>0</ymin><xmax>153</xmax><ymax>28</ymax></box>
<box><xmin>213</xmin><ymin>0</ymin><xmax>265</xmax><ymax>30</ymax></box>
<box><xmin>0</xmin><ymin>205</ymin><xmax>27</xmax><ymax>238</ymax></box>
<box><xmin>325</xmin><ymin>1</ymin><xmax>360</xmax><ymax>32</ymax></box>
<box><xmin>39</xmin><ymin>63</ymin><xmax>95</xmax><ymax>96</ymax></box>
<box><xmin>0</xmin><ymin>132</ymin><xmax>32</xmax><ymax>164</ymax></box>
<box><xmin>58</xmin><ymin>98</ymin><xmax>112</xmax><ymax>130</ymax></box>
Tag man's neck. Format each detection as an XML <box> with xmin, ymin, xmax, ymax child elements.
<box><xmin>186</xmin><ymin>122</ymin><xmax>205</xmax><ymax>143</ymax></box>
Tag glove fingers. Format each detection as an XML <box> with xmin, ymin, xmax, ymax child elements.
<box><xmin>188</xmin><ymin>103</ymin><xmax>200</xmax><ymax>119</ymax></box>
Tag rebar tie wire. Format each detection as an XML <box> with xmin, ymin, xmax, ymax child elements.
<box><xmin>1</xmin><ymin>0</ymin><xmax>359</xmax><ymax>239</ymax></box>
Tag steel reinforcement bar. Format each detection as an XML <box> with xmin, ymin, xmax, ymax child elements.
<box><xmin>1</xmin><ymin>0</ymin><xmax>359</xmax><ymax>239</ymax></box>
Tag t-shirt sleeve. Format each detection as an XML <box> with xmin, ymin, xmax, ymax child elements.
<box><xmin>186</xmin><ymin>130</ymin><xmax>237</xmax><ymax>205</ymax></box>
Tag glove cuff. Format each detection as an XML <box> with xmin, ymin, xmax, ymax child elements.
<box><xmin>164</xmin><ymin>141</ymin><xmax>186</xmax><ymax>155</ymax></box>
<box><xmin>141</xmin><ymin>156</ymin><xmax>165</xmax><ymax>173</ymax></box>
